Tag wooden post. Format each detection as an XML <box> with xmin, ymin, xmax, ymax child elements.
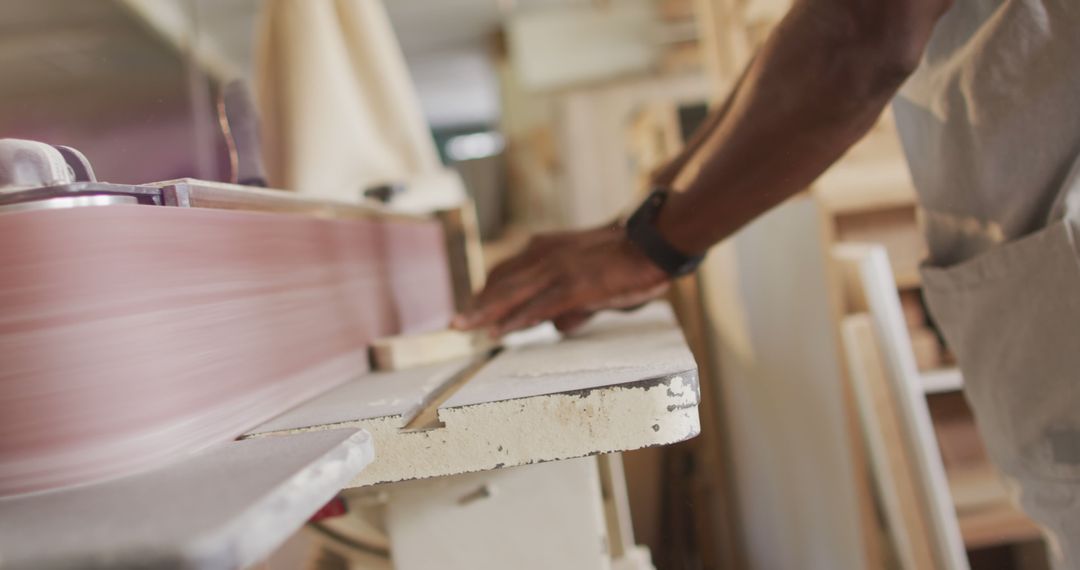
<box><xmin>437</xmin><ymin>200</ymin><xmax>486</xmax><ymax>313</ymax></box>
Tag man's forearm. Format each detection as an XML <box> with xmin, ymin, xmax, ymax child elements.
<box><xmin>655</xmin><ymin>0</ymin><xmax>948</xmax><ymax>254</ymax></box>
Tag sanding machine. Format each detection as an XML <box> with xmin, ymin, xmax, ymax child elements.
<box><xmin>0</xmin><ymin>138</ymin><xmax>701</xmax><ymax>570</ymax></box>
<box><xmin>0</xmin><ymin>138</ymin><xmax>459</xmax><ymax>497</ymax></box>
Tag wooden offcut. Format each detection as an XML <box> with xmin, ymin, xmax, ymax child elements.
<box><xmin>370</xmin><ymin>329</ymin><xmax>495</xmax><ymax>371</ymax></box>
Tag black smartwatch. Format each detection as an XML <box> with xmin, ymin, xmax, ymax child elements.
<box><xmin>625</xmin><ymin>187</ymin><xmax>704</xmax><ymax>277</ymax></box>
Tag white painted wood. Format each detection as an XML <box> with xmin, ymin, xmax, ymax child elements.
<box><xmin>598</xmin><ymin>454</ymin><xmax>637</xmax><ymax>561</ymax></box>
<box><xmin>254</xmin><ymin>359</ymin><xmax>472</xmax><ymax>432</ymax></box>
<box><xmin>922</xmin><ymin>368</ymin><xmax>964</xmax><ymax>395</ymax></box>
<box><xmin>385</xmin><ymin>458</ymin><xmax>610</xmax><ymax>570</ymax></box>
<box><xmin>0</xmin><ymin>429</ymin><xmax>373</xmax><ymax>569</ymax></box>
<box><xmin>371</xmin><ymin>329</ymin><xmax>494</xmax><ymax>371</ymax></box>
<box><xmin>842</xmin><ymin>314</ymin><xmax>937</xmax><ymax>570</ymax></box>
<box><xmin>245</xmin><ymin>303</ymin><xmax>700</xmax><ymax>488</ymax></box>
<box><xmin>702</xmin><ymin>197</ymin><xmax>869</xmax><ymax>570</ymax></box>
<box><xmin>834</xmin><ymin>243</ymin><xmax>969</xmax><ymax>570</ymax></box>
<box><xmin>612</xmin><ymin>546</ymin><xmax>656</xmax><ymax>570</ymax></box>
<box><xmin>444</xmin><ymin>303</ymin><xmax>696</xmax><ymax>407</ymax></box>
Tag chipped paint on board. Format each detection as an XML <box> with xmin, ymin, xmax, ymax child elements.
<box><xmin>248</xmin><ymin>372</ymin><xmax>700</xmax><ymax>487</ymax></box>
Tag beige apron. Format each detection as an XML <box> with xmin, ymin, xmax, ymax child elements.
<box><xmin>920</xmin><ymin>158</ymin><xmax>1080</xmax><ymax>567</ymax></box>
<box><xmin>895</xmin><ymin>1</ymin><xmax>1080</xmax><ymax>564</ymax></box>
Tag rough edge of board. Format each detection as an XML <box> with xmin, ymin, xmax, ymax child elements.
<box><xmin>248</xmin><ymin>370</ymin><xmax>700</xmax><ymax>487</ymax></box>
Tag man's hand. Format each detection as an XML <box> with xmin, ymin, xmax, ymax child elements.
<box><xmin>451</xmin><ymin>223</ymin><xmax>671</xmax><ymax>337</ymax></box>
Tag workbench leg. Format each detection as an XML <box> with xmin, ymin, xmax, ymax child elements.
<box><xmin>384</xmin><ymin>457</ymin><xmax>625</xmax><ymax>570</ymax></box>
<box><xmin>598</xmin><ymin>453</ymin><xmax>656</xmax><ymax>569</ymax></box>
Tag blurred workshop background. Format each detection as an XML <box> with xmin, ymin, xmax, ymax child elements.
<box><xmin>0</xmin><ymin>1</ymin><xmax>1052</xmax><ymax>569</ymax></box>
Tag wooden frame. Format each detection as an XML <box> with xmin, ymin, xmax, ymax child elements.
<box><xmin>833</xmin><ymin>243</ymin><xmax>970</xmax><ymax>570</ymax></box>
<box><xmin>842</xmin><ymin>313</ymin><xmax>941</xmax><ymax>569</ymax></box>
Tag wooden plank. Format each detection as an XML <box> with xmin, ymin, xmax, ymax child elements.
<box><xmin>249</xmin><ymin>359</ymin><xmax>472</xmax><ymax>433</ymax></box>
<box><xmin>949</xmin><ymin>465</ymin><xmax>1012</xmax><ymax>514</ymax></box>
<box><xmin>0</xmin><ymin>429</ymin><xmax>373</xmax><ymax>569</ymax></box>
<box><xmin>156</xmin><ymin>179</ymin><xmax>424</xmax><ymax>222</ymax></box>
<box><xmin>834</xmin><ymin>244</ymin><xmax>970</xmax><ymax>570</ymax></box>
<box><xmin>400</xmin><ymin>355</ymin><xmax>493</xmax><ymax>431</ymax></box>
<box><xmin>957</xmin><ymin>500</ymin><xmax>1043</xmax><ymax>550</ymax></box>
<box><xmin>598</xmin><ymin>453</ymin><xmax>637</xmax><ymax>560</ymax></box>
<box><xmin>370</xmin><ymin>329</ymin><xmax>495</xmax><ymax>371</ymax></box>
<box><xmin>841</xmin><ymin>314</ymin><xmax>939</xmax><ymax>570</ymax></box>
<box><xmin>443</xmin><ymin>303</ymin><xmax>695</xmax><ymax>408</ymax></box>
<box><xmin>922</xmin><ymin>368</ymin><xmax>964</xmax><ymax>395</ymax></box>
<box><xmin>436</xmin><ymin>201</ymin><xmax>486</xmax><ymax>313</ymax></box>
<box><xmin>356</xmin><ymin>368</ymin><xmax>698</xmax><ymax>487</ymax></box>
<box><xmin>815</xmin><ymin>188</ymin><xmax>891</xmax><ymax>570</ymax></box>
<box><xmin>927</xmin><ymin>391</ymin><xmax>991</xmax><ymax>474</ymax></box>
<box><xmin>834</xmin><ymin>206</ymin><xmax>926</xmax><ymax>288</ymax></box>
<box><xmin>246</xmin><ymin>303</ymin><xmax>701</xmax><ymax>488</ymax></box>
<box><xmin>620</xmin><ymin>447</ymin><xmax>664</xmax><ymax>559</ymax></box>
<box><xmin>697</xmin><ymin>198</ymin><xmax>874</xmax><ymax>570</ymax></box>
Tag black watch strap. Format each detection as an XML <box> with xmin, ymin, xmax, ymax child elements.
<box><xmin>625</xmin><ymin>188</ymin><xmax>704</xmax><ymax>277</ymax></box>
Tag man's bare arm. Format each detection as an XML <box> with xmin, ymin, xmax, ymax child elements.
<box><xmin>455</xmin><ymin>0</ymin><xmax>951</xmax><ymax>336</ymax></box>
<box><xmin>658</xmin><ymin>0</ymin><xmax>949</xmax><ymax>253</ymax></box>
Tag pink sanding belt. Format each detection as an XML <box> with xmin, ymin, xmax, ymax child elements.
<box><xmin>0</xmin><ymin>203</ymin><xmax>454</xmax><ymax>496</ymax></box>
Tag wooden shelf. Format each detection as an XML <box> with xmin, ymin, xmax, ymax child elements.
<box><xmin>812</xmin><ymin>121</ymin><xmax>918</xmax><ymax>216</ymax></box>
<box><xmin>813</xmin><ymin>160</ymin><xmax>917</xmax><ymax>216</ymax></box>
<box><xmin>932</xmin><ymin>398</ymin><xmax>1042</xmax><ymax>550</ymax></box>
<box><xmin>958</xmin><ymin>499</ymin><xmax>1042</xmax><ymax>551</ymax></box>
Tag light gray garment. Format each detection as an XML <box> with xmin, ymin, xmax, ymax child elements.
<box><xmin>895</xmin><ymin>0</ymin><xmax>1080</xmax><ymax>266</ymax></box>
<box><xmin>895</xmin><ymin>1</ymin><xmax>1080</xmax><ymax>566</ymax></box>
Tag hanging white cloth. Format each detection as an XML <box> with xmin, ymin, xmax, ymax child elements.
<box><xmin>255</xmin><ymin>0</ymin><xmax>465</xmax><ymax>210</ymax></box>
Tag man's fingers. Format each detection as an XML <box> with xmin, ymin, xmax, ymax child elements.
<box><xmin>599</xmin><ymin>282</ymin><xmax>671</xmax><ymax>312</ymax></box>
<box><xmin>484</xmin><ymin>252</ymin><xmax>537</xmax><ymax>286</ymax></box>
<box><xmin>493</xmin><ymin>284</ymin><xmax>579</xmax><ymax>336</ymax></box>
<box><xmin>553</xmin><ymin>310</ymin><xmax>594</xmax><ymax>334</ymax></box>
<box><xmin>455</xmin><ymin>266</ymin><xmax>553</xmax><ymax>330</ymax></box>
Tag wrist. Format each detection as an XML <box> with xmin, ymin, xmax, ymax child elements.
<box><xmin>618</xmin><ymin>235</ymin><xmax>671</xmax><ymax>284</ymax></box>
<box><xmin>624</xmin><ymin>188</ymin><xmax>705</xmax><ymax>278</ymax></box>
<box><xmin>653</xmin><ymin>190</ymin><xmax>709</xmax><ymax>256</ymax></box>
